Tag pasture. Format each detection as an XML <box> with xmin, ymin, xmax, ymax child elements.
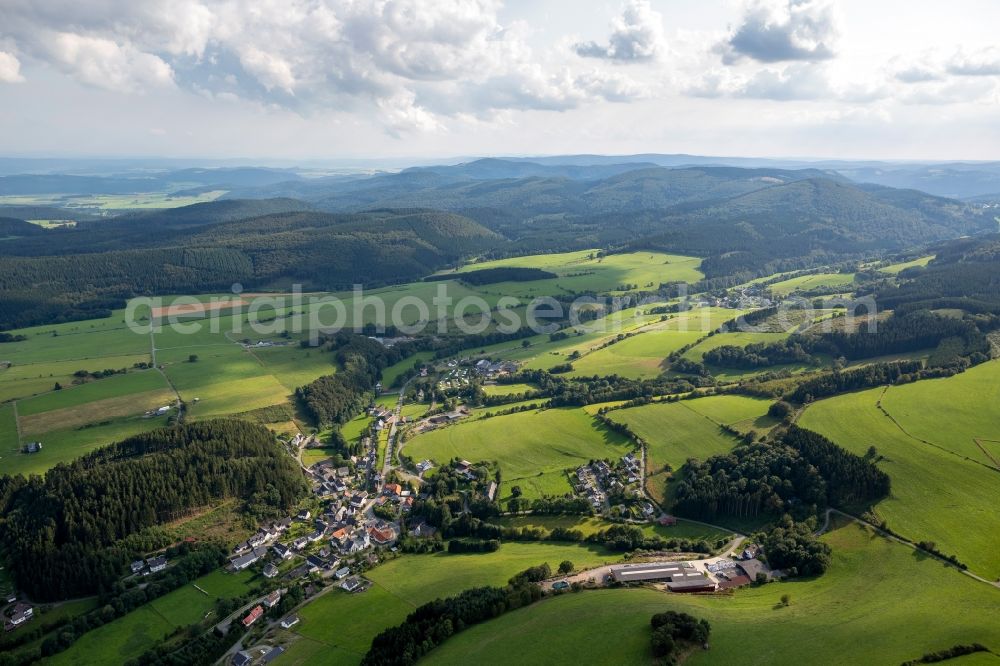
<box><xmin>2</xmin><ymin>414</ymin><xmax>170</xmax><ymax>477</ymax></box>
<box><xmin>441</xmin><ymin>250</ymin><xmax>704</xmax><ymax>297</ymax></box>
<box><xmin>567</xmin><ymin>328</ymin><xmax>706</xmax><ymax>379</ymax></box>
<box><xmin>16</xmin><ymin>370</ymin><xmax>169</xmax><ymax>417</ymax></box>
<box><xmin>424</xmin><ymin>521</ymin><xmax>1000</xmax><ymax>666</ymax></box>
<box><xmin>405</xmin><ymin>407</ymin><xmax>633</xmax><ymax>499</ymax></box>
<box><xmin>497</xmin><ymin>515</ymin><xmax>734</xmax><ymax>545</ymax></box>
<box><xmin>0</xmin><ymin>353</ymin><xmax>152</xmax><ymax>403</ymax></box>
<box><xmin>880</xmin><ymin>255</ymin><xmax>935</xmax><ymax>274</ymax></box>
<box><xmin>49</xmin><ymin>569</ymin><xmax>255</xmax><ymax>666</ymax></box>
<box><xmin>606</xmin><ymin>395</ymin><xmax>772</xmax><ymax>505</ymax></box>
<box><xmin>290</xmin><ymin>542</ymin><xmax>623</xmax><ymax>664</ymax></box>
<box><xmin>768</xmin><ymin>272</ymin><xmax>856</xmax><ymax>296</ymax></box>
<box><xmin>799</xmin><ymin>363</ymin><xmax>1000</xmax><ymax>579</ymax></box>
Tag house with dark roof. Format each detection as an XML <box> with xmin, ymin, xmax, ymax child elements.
<box><xmin>263</xmin><ymin>646</ymin><xmax>286</xmax><ymax>663</ymax></box>
<box><xmin>341</xmin><ymin>576</ymin><xmax>363</xmax><ymax>592</ymax></box>
<box><xmin>280</xmin><ymin>615</ymin><xmax>300</xmax><ymax>629</ymax></box>
<box><xmin>4</xmin><ymin>604</ymin><xmax>33</xmax><ymax>632</ymax></box>
<box><xmin>232</xmin><ymin>651</ymin><xmax>252</xmax><ymax>666</ymax></box>
<box><xmin>263</xmin><ymin>563</ymin><xmax>280</xmax><ymax>579</ymax></box>
<box><xmin>145</xmin><ymin>555</ymin><xmax>167</xmax><ymax>574</ymax></box>
<box><xmin>272</xmin><ymin>543</ymin><xmax>293</xmax><ymax>560</ymax></box>
<box><xmin>130</xmin><ymin>560</ymin><xmax>145</xmax><ymax>574</ymax></box>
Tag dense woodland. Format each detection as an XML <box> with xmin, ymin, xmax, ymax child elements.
<box><xmin>296</xmin><ymin>333</ymin><xmax>427</xmax><ymax>428</ymax></box>
<box><xmin>0</xmin><ymin>208</ymin><xmax>500</xmax><ymax>329</ymax></box>
<box><xmin>755</xmin><ymin>517</ymin><xmax>833</xmax><ymax>577</ymax></box>
<box><xmin>673</xmin><ymin>426</ymin><xmax>889</xmax><ymax>521</ymax></box>
<box><xmin>0</xmin><ymin>421</ymin><xmax>307</xmax><ymax>599</ymax></box>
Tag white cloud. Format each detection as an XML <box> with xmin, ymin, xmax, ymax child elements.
<box><xmin>946</xmin><ymin>47</ymin><xmax>1000</xmax><ymax>77</ymax></box>
<box><xmin>47</xmin><ymin>33</ymin><xmax>174</xmax><ymax>92</ymax></box>
<box><xmin>0</xmin><ymin>51</ymin><xmax>25</xmax><ymax>83</ymax></box>
<box><xmin>717</xmin><ymin>0</ymin><xmax>840</xmax><ymax>65</ymax></box>
<box><xmin>574</xmin><ymin>0</ymin><xmax>666</xmax><ymax>62</ymax></box>
<box><xmin>0</xmin><ymin>0</ymin><xmax>647</xmax><ymax>134</ymax></box>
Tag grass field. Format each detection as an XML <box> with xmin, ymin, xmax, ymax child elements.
<box><xmin>768</xmin><ymin>272</ymin><xmax>856</xmax><ymax>296</ymax></box>
<box><xmin>160</xmin><ymin>344</ymin><xmax>289</xmax><ymax>418</ymax></box>
<box><xmin>497</xmin><ymin>515</ymin><xmax>734</xmax><ymax>545</ymax></box>
<box><xmin>424</xmin><ymin>520</ymin><xmax>1000</xmax><ymax>665</ymax></box>
<box><xmin>19</xmin><ymin>387</ymin><xmax>175</xmax><ymax>436</ymax></box>
<box><xmin>799</xmin><ymin>363</ymin><xmax>1000</xmax><ymax>579</ymax></box>
<box><xmin>254</xmin><ymin>345</ymin><xmax>336</xmax><ymax>391</ymax></box>
<box><xmin>440</xmin><ymin>250</ymin><xmax>704</xmax><ymax>297</ymax></box>
<box><xmin>0</xmin><ymin>403</ymin><xmax>17</xmax><ymax>448</ymax></box>
<box><xmin>381</xmin><ymin>351</ymin><xmax>434</xmax><ymax>389</ymax></box>
<box><xmin>49</xmin><ymin>569</ymin><xmax>255</xmax><ymax>666</ymax></box>
<box><xmin>5</xmin><ymin>370</ymin><xmax>176</xmax><ymax>475</ymax></box>
<box><xmin>0</xmin><ymin>353</ymin><xmax>152</xmax><ymax>403</ymax></box>
<box><xmin>2</xmin><ymin>414</ymin><xmax>170</xmax><ymax>477</ymax></box>
<box><xmin>607</xmin><ymin>395</ymin><xmax>773</xmax><ymax>505</ymax></box>
<box><xmin>567</xmin><ymin>328</ymin><xmax>706</xmax><ymax>379</ymax></box>
<box><xmin>482</xmin><ymin>382</ymin><xmax>538</xmax><ymax>396</ymax></box>
<box><xmin>502</xmin><ymin>306</ymin><xmax>739</xmax><ymax>377</ymax></box>
<box><xmin>16</xmin><ymin>370</ymin><xmax>169</xmax><ymax>416</ymax></box>
<box><xmin>289</xmin><ymin>542</ymin><xmax>623</xmax><ymax>664</ymax></box>
<box><xmin>406</xmin><ymin>407</ymin><xmax>633</xmax><ymax>499</ymax></box>
<box><xmin>880</xmin><ymin>255</ymin><xmax>935</xmax><ymax>274</ymax></box>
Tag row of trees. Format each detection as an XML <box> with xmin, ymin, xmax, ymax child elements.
<box><xmin>361</xmin><ymin>565</ymin><xmax>550</xmax><ymax>665</ymax></box>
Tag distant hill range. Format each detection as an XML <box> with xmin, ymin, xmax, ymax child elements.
<box><xmin>223</xmin><ymin>160</ymin><xmax>990</xmax><ymax>277</ymax></box>
<box><xmin>0</xmin><ymin>159</ymin><xmax>994</xmax><ymax>329</ymax></box>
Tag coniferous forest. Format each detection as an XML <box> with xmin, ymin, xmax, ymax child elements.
<box><xmin>0</xmin><ymin>420</ymin><xmax>308</xmax><ymax>600</ymax></box>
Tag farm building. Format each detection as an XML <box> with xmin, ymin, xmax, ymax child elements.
<box><xmin>609</xmin><ymin>562</ymin><xmax>717</xmax><ymax>592</ymax></box>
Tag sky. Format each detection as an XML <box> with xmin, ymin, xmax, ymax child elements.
<box><xmin>0</xmin><ymin>0</ymin><xmax>999</xmax><ymax>162</ymax></box>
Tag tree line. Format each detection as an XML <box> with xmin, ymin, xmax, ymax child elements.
<box><xmin>361</xmin><ymin>565</ymin><xmax>550</xmax><ymax>665</ymax></box>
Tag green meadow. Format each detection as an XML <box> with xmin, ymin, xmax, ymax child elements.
<box><xmin>405</xmin><ymin>407</ymin><xmax>633</xmax><ymax>499</ymax></box>
<box><xmin>768</xmin><ymin>272</ymin><xmax>856</xmax><ymax>296</ymax></box>
<box><xmin>425</xmin><ymin>521</ymin><xmax>1000</xmax><ymax>666</ymax></box>
<box><xmin>606</xmin><ymin>395</ymin><xmax>773</xmax><ymax>505</ymax></box>
<box><xmin>290</xmin><ymin>541</ymin><xmax>623</xmax><ymax>664</ymax></box>
<box><xmin>482</xmin><ymin>382</ymin><xmax>538</xmax><ymax>396</ymax></box>
<box><xmin>0</xmin><ymin>353</ymin><xmax>152</xmax><ymax>403</ymax></box>
<box><xmin>879</xmin><ymin>255</ymin><xmax>935</xmax><ymax>274</ymax></box>
<box><xmin>16</xmin><ymin>370</ymin><xmax>169</xmax><ymax>417</ymax></box>
<box><xmin>497</xmin><ymin>515</ymin><xmax>734</xmax><ymax>545</ymax></box>
<box><xmin>799</xmin><ymin>365</ymin><xmax>1000</xmax><ymax>579</ymax></box>
<box><xmin>567</xmin><ymin>328</ymin><xmax>705</xmax><ymax>378</ymax></box>
<box><xmin>4</xmin><ymin>414</ymin><xmax>171</xmax><ymax>477</ymax></box>
<box><xmin>441</xmin><ymin>250</ymin><xmax>703</xmax><ymax>297</ymax></box>
<box><xmin>49</xmin><ymin>569</ymin><xmax>255</xmax><ymax>666</ymax></box>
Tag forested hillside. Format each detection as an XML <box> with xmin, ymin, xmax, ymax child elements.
<box><xmin>0</xmin><ymin>420</ymin><xmax>308</xmax><ymax>600</ymax></box>
<box><xmin>0</xmin><ymin>208</ymin><xmax>500</xmax><ymax>329</ymax></box>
